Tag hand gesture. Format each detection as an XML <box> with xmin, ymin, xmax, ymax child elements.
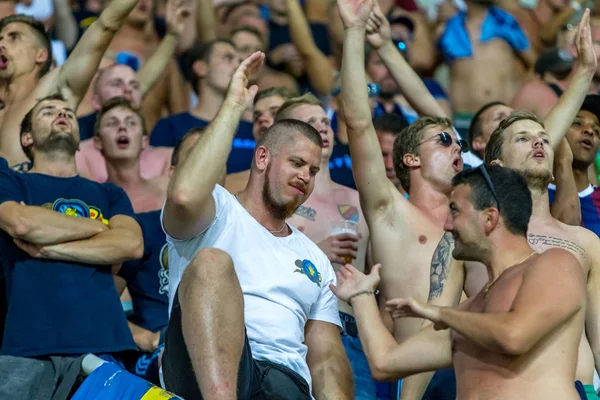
<box><xmin>337</xmin><ymin>0</ymin><xmax>375</xmax><ymax>30</ymax></box>
<box><xmin>226</xmin><ymin>51</ymin><xmax>265</xmax><ymax>110</ymax></box>
<box><xmin>575</xmin><ymin>9</ymin><xmax>597</xmax><ymax>74</ymax></box>
<box><xmin>166</xmin><ymin>0</ymin><xmax>193</xmax><ymax>38</ymax></box>
<box><xmin>365</xmin><ymin>2</ymin><xmax>392</xmax><ymax>49</ymax></box>
<box><xmin>318</xmin><ymin>232</ymin><xmax>360</xmax><ymax>265</ymax></box>
<box><xmin>330</xmin><ymin>263</ymin><xmax>381</xmax><ymax>303</ymax></box>
<box><xmin>385</xmin><ymin>298</ymin><xmax>447</xmax><ymax>329</ymax></box>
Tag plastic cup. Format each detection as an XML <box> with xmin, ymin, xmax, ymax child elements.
<box><xmin>331</xmin><ymin>220</ymin><xmax>358</xmax><ymax>264</ymax></box>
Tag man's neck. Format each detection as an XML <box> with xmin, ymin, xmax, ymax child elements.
<box><xmin>191</xmin><ymin>84</ymin><xmax>225</xmax><ymax>122</ymax></box>
<box><xmin>105</xmin><ymin>157</ymin><xmax>144</xmax><ymax>189</ymax></box>
<box><xmin>573</xmin><ymin>166</ymin><xmax>591</xmax><ymax>192</ymax></box>
<box><xmin>529</xmin><ymin>185</ymin><xmax>554</xmax><ymax>222</ymax></box>
<box><xmin>487</xmin><ymin>236</ymin><xmax>535</xmax><ymax>284</ymax></box>
<box><xmin>466</xmin><ymin>3</ymin><xmax>490</xmax><ymax>20</ymax></box>
<box><xmin>29</xmin><ymin>154</ymin><xmax>78</xmax><ymax>178</ymax></box>
<box><xmin>311</xmin><ymin>157</ymin><xmax>336</xmax><ymax>195</ymax></box>
<box><xmin>2</xmin><ymin>71</ymin><xmax>39</xmax><ymax>103</ymax></box>
<box><xmin>238</xmin><ymin>179</ymin><xmax>289</xmax><ymax>233</ymax></box>
<box><xmin>408</xmin><ymin>179</ymin><xmax>450</xmax><ymax>228</ymax></box>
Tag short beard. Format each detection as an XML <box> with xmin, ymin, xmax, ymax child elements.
<box><xmin>262</xmin><ymin>164</ymin><xmax>301</xmax><ymax>220</ymax></box>
<box><xmin>521</xmin><ymin>167</ymin><xmax>553</xmax><ymax>191</ymax></box>
<box><xmin>35</xmin><ymin>132</ymin><xmax>79</xmax><ymax>159</ymax></box>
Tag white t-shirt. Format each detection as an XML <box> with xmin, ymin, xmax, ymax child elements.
<box><xmin>162</xmin><ymin>184</ymin><xmax>342</xmax><ymax>391</ymax></box>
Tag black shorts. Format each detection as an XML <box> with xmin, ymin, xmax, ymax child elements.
<box><xmin>162</xmin><ymin>288</ymin><xmax>312</xmax><ymax>400</ymax></box>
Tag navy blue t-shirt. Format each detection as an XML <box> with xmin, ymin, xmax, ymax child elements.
<box><xmin>78</xmin><ymin>113</ymin><xmax>98</xmax><ymax>141</ymax></box>
<box><xmin>119</xmin><ymin>211</ymin><xmax>168</xmax><ymax>334</ymax></box>
<box><xmin>0</xmin><ymin>172</ymin><xmax>136</xmax><ymax>357</ymax></box>
<box><xmin>150</xmin><ymin>112</ymin><xmax>256</xmax><ymax>173</ymax></box>
<box><xmin>329</xmin><ymin>143</ymin><xmax>355</xmax><ymax>189</ymax></box>
<box><xmin>0</xmin><ymin>157</ymin><xmax>8</xmax><ymax>170</ymax></box>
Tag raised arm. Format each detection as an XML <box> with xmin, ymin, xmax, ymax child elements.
<box><xmin>338</xmin><ymin>0</ymin><xmax>397</xmax><ymax>214</ymax></box>
<box><xmin>196</xmin><ymin>0</ymin><xmax>217</xmax><ymax>43</ymax></box>
<box><xmin>551</xmin><ymin>139</ymin><xmax>582</xmax><ymax>225</ymax></box>
<box><xmin>544</xmin><ymin>9</ymin><xmax>597</xmax><ymax>149</ymax></box>
<box><xmin>0</xmin><ymin>201</ymin><xmax>107</xmax><ymax>245</ymax></box>
<box><xmin>286</xmin><ymin>0</ymin><xmax>334</xmax><ymax>96</ymax></box>
<box><xmin>365</xmin><ymin>3</ymin><xmax>447</xmax><ymax>118</ymax></box>
<box><xmin>163</xmin><ymin>52</ymin><xmax>264</xmax><ymax>240</ymax></box>
<box><xmin>138</xmin><ymin>0</ymin><xmax>192</xmax><ymax>96</ymax></box>
<box><xmin>53</xmin><ymin>0</ymin><xmax>79</xmax><ymax>51</ymax></box>
<box><xmin>330</xmin><ymin>264</ymin><xmax>453</xmax><ymax>381</ymax></box>
<box><xmin>389</xmin><ymin>249</ymin><xmax>586</xmax><ymax>356</ymax></box>
<box><xmin>41</xmin><ymin>0</ymin><xmax>141</xmax><ymax>109</ymax></box>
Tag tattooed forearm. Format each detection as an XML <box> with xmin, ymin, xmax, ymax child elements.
<box><xmin>528</xmin><ymin>234</ymin><xmax>588</xmax><ymax>262</ymax></box>
<box><xmin>429</xmin><ymin>232</ymin><xmax>454</xmax><ymax>301</ymax></box>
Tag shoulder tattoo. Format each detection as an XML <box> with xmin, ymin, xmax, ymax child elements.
<box><xmin>429</xmin><ymin>232</ymin><xmax>454</xmax><ymax>301</ymax></box>
<box><xmin>528</xmin><ymin>234</ymin><xmax>588</xmax><ymax>262</ymax></box>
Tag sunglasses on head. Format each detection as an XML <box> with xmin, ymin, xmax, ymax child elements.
<box><xmin>418</xmin><ymin>131</ymin><xmax>469</xmax><ymax>153</ymax></box>
<box><xmin>478</xmin><ymin>164</ymin><xmax>501</xmax><ymax>212</ymax></box>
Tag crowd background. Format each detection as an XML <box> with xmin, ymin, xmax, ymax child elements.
<box><xmin>1</xmin><ymin>0</ymin><xmax>600</xmax><ymax>399</ymax></box>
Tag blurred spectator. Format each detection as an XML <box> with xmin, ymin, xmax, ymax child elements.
<box><xmin>373</xmin><ymin>113</ymin><xmax>410</xmax><ymax>192</ymax></box>
<box><xmin>0</xmin><ymin>0</ymin><xmax>143</xmax><ymax>170</ymax></box>
<box><xmin>150</xmin><ymin>39</ymin><xmax>256</xmax><ymax>174</ymax></box>
<box><xmin>468</xmin><ymin>101</ymin><xmax>514</xmax><ymax>159</ymax></box>
<box><xmin>231</xmin><ymin>25</ymin><xmax>298</xmax><ymax>92</ymax></box>
<box><xmin>549</xmin><ymin>95</ymin><xmax>600</xmax><ymax>235</ymax></box>
<box><xmin>94</xmin><ymin>97</ymin><xmax>168</xmax><ymax>213</ymax></box>
<box><xmin>436</xmin><ymin>0</ymin><xmax>534</xmax><ymax>137</ymax></box>
<box><xmin>0</xmin><ymin>94</ymin><xmax>143</xmax><ymax>399</ymax></box>
<box><xmin>76</xmin><ymin>63</ymin><xmax>173</xmax><ymax>184</ymax></box>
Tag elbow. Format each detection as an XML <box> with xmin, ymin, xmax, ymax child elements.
<box><xmin>497</xmin><ymin>328</ymin><xmax>532</xmax><ymax>356</ymax></box>
<box><xmin>129</xmin><ymin>235</ymin><xmax>144</xmax><ymax>261</ymax></box>
<box><xmin>9</xmin><ymin>213</ymin><xmax>32</xmax><ymax>239</ymax></box>
<box><xmin>369</xmin><ymin>355</ymin><xmax>401</xmax><ymax>382</ymax></box>
<box><xmin>168</xmin><ymin>187</ymin><xmax>194</xmax><ymax>211</ymax></box>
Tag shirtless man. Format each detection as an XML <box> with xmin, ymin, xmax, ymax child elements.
<box><xmin>468</xmin><ymin>101</ymin><xmax>514</xmax><ymax>159</ymax></box>
<box><xmin>330</xmin><ymin>165</ymin><xmax>587</xmax><ymax>400</ymax></box>
<box><xmin>436</xmin><ymin>0</ymin><xmax>535</xmax><ymax>135</ymax></box>
<box><xmin>95</xmin><ymin>97</ymin><xmax>167</xmax><ymax>213</ymax></box>
<box><xmin>512</xmin><ymin>19</ymin><xmax>600</xmax><ymax>119</ymax></box>
<box><xmin>225</xmin><ymin>86</ymin><xmax>297</xmax><ymax>194</ymax></box>
<box><xmin>108</xmin><ymin>0</ymin><xmax>189</xmax><ymax>132</ymax></box>
<box><xmin>0</xmin><ymin>0</ymin><xmax>141</xmax><ymax>169</ymax></box>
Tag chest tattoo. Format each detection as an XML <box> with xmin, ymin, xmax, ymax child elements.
<box><xmin>295</xmin><ymin>205</ymin><xmax>317</xmax><ymax>221</ymax></box>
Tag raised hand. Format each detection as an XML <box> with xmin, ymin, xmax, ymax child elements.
<box><xmin>575</xmin><ymin>9</ymin><xmax>597</xmax><ymax>74</ymax></box>
<box><xmin>337</xmin><ymin>0</ymin><xmax>375</xmax><ymax>30</ymax></box>
<box><xmin>555</xmin><ymin>138</ymin><xmax>574</xmax><ymax>165</ymax></box>
<box><xmin>329</xmin><ymin>263</ymin><xmax>381</xmax><ymax>303</ymax></box>
<box><xmin>385</xmin><ymin>298</ymin><xmax>447</xmax><ymax>329</ymax></box>
<box><xmin>226</xmin><ymin>51</ymin><xmax>265</xmax><ymax>110</ymax></box>
<box><xmin>365</xmin><ymin>1</ymin><xmax>392</xmax><ymax>49</ymax></box>
<box><xmin>166</xmin><ymin>0</ymin><xmax>193</xmax><ymax>38</ymax></box>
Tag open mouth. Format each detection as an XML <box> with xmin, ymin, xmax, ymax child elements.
<box><xmin>532</xmin><ymin>150</ymin><xmax>546</xmax><ymax>160</ymax></box>
<box><xmin>452</xmin><ymin>157</ymin><xmax>463</xmax><ymax>171</ymax></box>
<box><xmin>580</xmin><ymin>138</ymin><xmax>593</xmax><ymax>150</ymax></box>
<box><xmin>116</xmin><ymin>136</ymin><xmax>130</xmax><ymax>149</ymax></box>
<box><xmin>0</xmin><ymin>55</ymin><xmax>9</xmax><ymax>70</ymax></box>
<box><xmin>321</xmin><ymin>138</ymin><xmax>329</xmax><ymax>148</ymax></box>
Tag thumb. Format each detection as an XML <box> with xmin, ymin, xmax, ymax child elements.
<box><xmin>370</xmin><ymin>263</ymin><xmax>382</xmax><ymax>276</ymax></box>
<box><xmin>329</xmin><ymin>283</ymin><xmax>339</xmax><ymax>297</ymax></box>
<box><xmin>247</xmin><ymin>85</ymin><xmax>259</xmax><ymax>103</ymax></box>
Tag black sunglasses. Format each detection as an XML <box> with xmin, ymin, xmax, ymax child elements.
<box><xmin>417</xmin><ymin>131</ymin><xmax>469</xmax><ymax>153</ymax></box>
<box><xmin>478</xmin><ymin>164</ymin><xmax>500</xmax><ymax>212</ymax></box>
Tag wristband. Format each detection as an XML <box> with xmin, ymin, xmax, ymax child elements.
<box><xmin>347</xmin><ymin>290</ymin><xmax>379</xmax><ymax>306</ymax></box>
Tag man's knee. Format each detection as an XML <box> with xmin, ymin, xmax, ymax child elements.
<box><xmin>181</xmin><ymin>248</ymin><xmax>235</xmax><ymax>287</ymax></box>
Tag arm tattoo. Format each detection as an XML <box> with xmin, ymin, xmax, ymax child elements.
<box><xmin>429</xmin><ymin>232</ymin><xmax>454</xmax><ymax>301</ymax></box>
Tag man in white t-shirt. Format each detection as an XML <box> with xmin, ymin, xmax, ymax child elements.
<box><xmin>160</xmin><ymin>51</ymin><xmax>353</xmax><ymax>400</ymax></box>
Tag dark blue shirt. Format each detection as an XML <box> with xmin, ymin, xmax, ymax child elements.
<box><xmin>0</xmin><ymin>172</ymin><xmax>136</xmax><ymax>357</ymax></box>
<box><xmin>548</xmin><ymin>184</ymin><xmax>600</xmax><ymax>237</ymax></box>
<box><xmin>0</xmin><ymin>157</ymin><xmax>8</xmax><ymax>170</ymax></box>
<box><xmin>329</xmin><ymin>143</ymin><xmax>355</xmax><ymax>189</ymax></box>
<box><xmin>119</xmin><ymin>211</ymin><xmax>168</xmax><ymax>333</ymax></box>
<box><xmin>78</xmin><ymin>113</ymin><xmax>97</xmax><ymax>141</ymax></box>
<box><xmin>150</xmin><ymin>112</ymin><xmax>256</xmax><ymax>173</ymax></box>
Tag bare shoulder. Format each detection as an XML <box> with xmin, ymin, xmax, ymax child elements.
<box><xmin>531</xmin><ymin>248</ymin><xmax>583</xmax><ymax>277</ymax></box>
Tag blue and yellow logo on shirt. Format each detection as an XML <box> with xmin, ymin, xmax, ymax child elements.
<box><xmin>294</xmin><ymin>259</ymin><xmax>322</xmax><ymax>287</ymax></box>
<box><xmin>43</xmin><ymin>198</ymin><xmax>109</xmax><ymax>225</ymax></box>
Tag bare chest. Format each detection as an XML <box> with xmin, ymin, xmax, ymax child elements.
<box><xmin>126</xmin><ymin>184</ymin><xmax>166</xmax><ymax>214</ymax></box>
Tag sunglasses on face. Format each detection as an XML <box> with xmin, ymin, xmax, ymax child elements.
<box><xmin>418</xmin><ymin>131</ymin><xmax>469</xmax><ymax>153</ymax></box>
<box><xmin>478</xmin><ymin>164</ymin><xmax>501</xmax><ymax>212</ymax></box>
